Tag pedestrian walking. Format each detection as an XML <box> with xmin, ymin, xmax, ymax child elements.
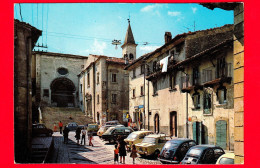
<box><xmin>75</xmin><ymin>127</ymin><xmax>81</xmax><ymax>145</ymax></box>
<box><xmin>58</xmin><ymin>121</ymin><xmax>63</xmax><ymax>134</ymax></box>
<box><xmin>81</xmin><ymin>127</ymin><xmax>86</xmax><ymax>145</ymax></box>
<box><xmin>63</xmin><ymin>126</ymin><xmax>69</xmax><ymax>144</ymax></box>
<box><xmin>118</xmin><ymin>135</ymin><xmax>127</xmax><ymax>164</ymax></box>
<box><xmin>53</xmin><ymin>123</ymin><xmax>57</xmax><ymax>132</ymax></box>
<box><xmin>88</xmin><ymin>130</ymin><xmax>94</xmax><ymax>146</ymax></box>
<box><xmin>130</xmin><ymin>144</ymin><xmax>137</xmax><ymax>164</ymax></box>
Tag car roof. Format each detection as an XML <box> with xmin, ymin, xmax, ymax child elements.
<box><xmin>190</xmin><ymin>145</ymin><xmax>222</xmax><ymax>150</ymax></box>
<box><xmin>219</xmin><ymin>153</ymin><xmax>235</xmax><ymax>158</ymax></box>
<box><xmin>145</xmin><ymin>133</ymin><xmax>168</xmax><ymax>138</ymax></box>
<box><xmin>132</xmin><ymin>130</ymin><xmax>153</xmax><ymax>134</ymax></box>
<box><xmin>68</xmin><ymin>122</ymin><xmax>77</xmax><ymax>124</ymax></box>
<box><xmin>168</xmin><ymin>138</ymin><xmax>195</xmax><ymax>143</ymax></box>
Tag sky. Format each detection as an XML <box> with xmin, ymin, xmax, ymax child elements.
<box><xmin>14</xmin><ymin>3</ymin><xmax>234</xmax><ymax>58</ymax></box>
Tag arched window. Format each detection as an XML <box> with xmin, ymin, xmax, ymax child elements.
<box><xmin>129</xmin><ymin>53</ymin><xmax>134</xmax><ymax>60</ymax></box>
<box><xmin>203</xmin><ymin>90</ymin><xmax>211</xmax><ymax>114</ymax></box>
<box><xmin>124</xmin><ymin>54</ymin><xmax>128</xmax><ymax>59</ymax></box>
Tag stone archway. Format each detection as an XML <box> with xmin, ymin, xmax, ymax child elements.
<box><xmin>154</xmin><ymin>113</ymin><xmax>160</xmax><ymax>133</ymax></box>
<box><xmin>50</xmin><ymin>77</ymin><xmax>76</xmax><ymax>107</ymax></box>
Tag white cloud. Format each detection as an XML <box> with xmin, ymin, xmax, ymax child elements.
<box><xmin>141</xmin><ymin>4</ymin><xmax>162</xmax><ymax>12</ymax></box>
<box><xmin>140</xmin><ymin>45</ymin><xmax>160</xmax><ymax>52</ymax></box>
<box><xmin>168</xmin><ymin>11</ymin><xmax>181</xmax><ymax>17</ymax></box>
<box><xmin>192</xmin><ymin>7</ymin><xmax>197</xmax><ymax>14</ymax></box>
<box><xmin>84</xmin><ymin>39</ymin><xmax>107</xmax><ymax>55</ymax></box>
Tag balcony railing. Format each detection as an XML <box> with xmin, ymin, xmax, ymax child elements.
<box><xmin>181</xmin><ymin>75</ymin><xmax>192</xmax><ymax>90</ymax></box>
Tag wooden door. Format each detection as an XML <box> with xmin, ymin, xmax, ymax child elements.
<box><xmin>170</xmin><ymin>112</ymin><xmax>177</xmax><ymax>137</ymax></box>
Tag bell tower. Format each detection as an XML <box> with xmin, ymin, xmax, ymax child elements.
<box><xmin>121</xmin><ymin>19</ymin><xmax>137</xmax><ymax>61</ymax></box>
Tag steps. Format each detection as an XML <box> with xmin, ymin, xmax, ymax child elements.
<box><xmin>41</xmin><ymin>107</ymin><xmax>93</xmax><ymax>130</ymax></box>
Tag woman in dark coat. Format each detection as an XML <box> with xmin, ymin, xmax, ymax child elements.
<box><xmin>75</xmin><ymin>127</ymin><xmax>81</xmax><ymax>145</ymax></box>
<box><xmin>118</xmin><ymin>136</ymin><xmax>127</xmax><ymax>164</ymax></box>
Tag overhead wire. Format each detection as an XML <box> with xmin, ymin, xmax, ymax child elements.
<box><xmin>19</xmin><ymin>3</ymin><xmax>23</xmax><ymax>21</ymax></box>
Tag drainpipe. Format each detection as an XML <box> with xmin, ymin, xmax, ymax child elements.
<box><xmin>93</xmin><ymin>62</ymin><xmax>96</xmax><ymax>123</ymax></box>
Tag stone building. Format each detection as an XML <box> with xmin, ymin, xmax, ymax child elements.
<box><xmin>32</xmin><ymin>52</ymin><xmax>88</xmax><ymax>107</ymax></box>
<box><xmin>202</xmin><ymin>2</ymin><xmax>244</xmax><ymax>164</ymax></box>
<box><xmin>78</xmin><ymin>55</ymin><xmax>129</xmax><ymax>125</ymax></box>
<box><xmin>14</xmin><ymin>19</ymin><xmax>42</xmax><ymax>163</ymax></box>
<box><xmin>126</xmin><ymin>25</ymin><xmax>234</xmax><ymax>145</ymax></box>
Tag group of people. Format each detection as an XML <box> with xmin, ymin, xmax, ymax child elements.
<box><xmin>75</xmin><ymin>127</ymin><xmax>94</xmax><ymax>146</ymax></box>
<box><xmin>114</xmin><ymin>135</ymin><xmax>137</xmax><ymax>164</ymax></box>
<box><xmin>55</xmin><ymin>121</ymin><xmax>94</xmax><ymax>146</ymax></box>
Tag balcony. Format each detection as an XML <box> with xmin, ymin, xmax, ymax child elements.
<box><xmin>181</xmin><ymin>75</ymin><xmax>192</xmax><ymax>92</ymax></box>
<box><xmin>202</xmin><ymin>63</ymin><xmax>232</xmax><ymax>87</ymax></box>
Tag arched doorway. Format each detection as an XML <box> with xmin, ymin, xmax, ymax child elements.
<box><xmin>170</xmin><ymin>112</ymin><xmax>177</xmax><ymax>137</ymax></box>
<box><xmin>50</xmin><ymin>77</ymin><xmax>76</xmax><ymax>107</ymax></box>
<box><xmin>154</xmin><ymin>114</ymin><xmax>160</xmax><ymax>133</ymax></box>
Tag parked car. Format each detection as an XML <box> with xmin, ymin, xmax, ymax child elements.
<box><xmin>66</xmin><ymin>122</ymin><xmax>78</xmax><ymax>131</ymax></box>
<box><xmin>87</xmin><ymin>123</ymin><xmax>99</xmax><ymax>135</ymax></box>
<box><xmin>180</xmin><ymin>145</ymin><xmax>225</xmax><ymax>164</ymax></box>
<box><xmin>32</xmin><ymin>124</ymin><xmax>53</xmax><ymax>137</ymax></box>
<box><xmin>101</xmin><ymin>126</ymin><xmax>134</xmax><ymax>143</ymax></box>
<box><xmin>124</xmin><ymin>130</ymin><xmax>153</xmax><ymax>151</ymax></box>
<box><xmin>158</xmin><ymin>138</ymin><xmax>196</xmax><ymax>164</ymax></box>
<box><xmin>135</xmin><ymin>134</ymin><xmax>170</xmax><ymax>158</ymax></box>
<box><xmin>97</xmin><ymin>125</ymin><xmax>113</xmax><ymax>138</ymax></box>
<box><xmin>216</xmin><ymin>153</ymin><xmax>235</xmax><ymax>164</ymax></box>
<box><xmin>105</xmin><ymin>120</ymin><xmax>120</xmax><ymax>126</ymax></box>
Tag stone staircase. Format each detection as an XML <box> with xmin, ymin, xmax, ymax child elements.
<box><xmin>41</xmin><ymin>107</ymin><xmax>93</xmax><ymax>130</ymax></box>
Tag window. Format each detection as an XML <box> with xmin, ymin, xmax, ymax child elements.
<box><xmin>112</xmin><ymin>74</ymin><xmax>117</xmax><ymax>83</ymax></box>
<box><xmin>97</xmin><ymin>72</ymin><xmax>100</xmax><ymax>85</ymax></box>
<box><xmin>203</xmin><ymin>149</ymin><xmax>215</xmax><ymax>164</ymax></box>
<box><xmin>112</xmin><ymin>94</ymin><xmax>117</xmax><ymax>103</ymax></box>
<box><xmin>43</xmin><ymin>89</ymin><xmax>49</xmax><ymax>97</ymax></box>
<box><xmin>96</xmin><ymin>95</ymin><xmax>100</xmax><ymax>104</ymax></box>
<box><xmin>133</xmin><ymin>69</ymin><xmax>136</xmax><ymax>78</ymax></box>
<box><xmin>153</xmin><ymin>61</ymin><xmax>157</xmax><ymax>72</ymax></box>
<box><xmin>203</xmin><ymin>91</ymin><xmax>211</xmax><ymax>114</ymax></box>
<box><xmin>140</xmin><ymin>86</ymin><xmax>144</xmax><ymax>96</ymax></box>
<box><xmin>192</xmin><ymin>92</ymin><xmax>200</xmax><ymax>109</ymax></box>
<box><xmin>193</xmin><ymin>67</ymin><xmax>200</xmax><ymax>85</ymax></box>
<box><xmin>141</xmin><ymin>64</ymin><xmax>145</xmax><ymax>74</ymax></box>
<box><xmin>217</xmin><ymin>57</ymin><xmax>226</xmax><ymax>78</ymax></box>
<box><xmin>132</xmin><ymin>89</ymin><xmax>136</xmax><ymax>98</ymax></box>
<box><xmin>87</xmin><ymin>72</ymin><xmax>90</xmax><ymax>87</ymax></box>
<box><xmin>153</xmin><ymin>81</ymin><xmax>158</xmax><ymax>95</ymax></box>
<box><xmin>169</xmin><ymin>74</ymin><xmax>176</xmax><ymax>89</ymax></box>
<box><xmin>80</xmin><ymin>84</ymin><xmax>82</xmax><ymax>93</ymax></box>
<box><xmin>129</xmin><ymin>53</ymin><xmax>134</xmax><ymax>60</ymax></box>
<box><xmin>217</xmin><ymin>86</ymin><xmax>227</xmax><ymax>104</ymax></box>
<box><xmin>57</xmin><ymin>67</ymin><xmax>68</xmax><ymax>75</ymax></box>
<box><xmin>124</xmin><ymin>54</ymin><xmax>128</xmax><ymax>59</ymax></box>
<box><xmin>80</xmin><ymin>101</ymin><xmax>83</xmax><ymax>105</ymax></box>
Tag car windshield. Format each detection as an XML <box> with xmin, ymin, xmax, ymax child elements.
<box><xmin>163</xmin><ymin>141</ymin><xmax>179</xmax><ymax>149</ymax></box>
<box><xmin>142</xmin><ymin>137</ymin><xmax>156</xmax><ymax>144</ymax></box>
<box><xmin>89</xmin><ymin>125</ymin><xmax>97</xmax><ymax>128</ymax></box>
<box><xmin>127</xmin><ymin>133</ymin><xmax>138</xmax><ymax>139</ymax></box>
<box><xmin>187</xmin><ymin>148</ymin><xmax>203</xmax><ymax>157</ymax></box>
<box><xmin>219</xmin><ymin>157</ymin><xmax>234</xmax><ymax>164</ymax></box>
<box><xmin>104</xmin><ymin>127</ymin><xmax>115</xmax><ymax>134</ymax></box>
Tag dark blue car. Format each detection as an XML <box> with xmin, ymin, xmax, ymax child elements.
<box><xmin>180</xmin><ymin>145</ymin><xmax>225</xmax><ymax>164</ymax></box>
<box><xmin>158</xmin><ymin>138</ymin><xmax>196</xmax><ymax>164</ymax></box>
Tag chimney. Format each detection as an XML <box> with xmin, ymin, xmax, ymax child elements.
<box><xmin>164</xmin><ymin>32</ymin><xmax>172</xmax><ymax>44</ymax></box>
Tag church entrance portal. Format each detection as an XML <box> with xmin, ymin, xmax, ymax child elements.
<box><xmin>50</xmin><ymin>77</ymin><xmax>76</xmax><ymax>107</ymax></box>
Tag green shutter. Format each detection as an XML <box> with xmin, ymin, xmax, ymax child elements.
<box><xmin>193</xmin><ymin>122</ymin><xmax>197</xmax><ymax>144</ymax></box>
<box><xmin>216</xmin><ymin>120</ymin><xmax>227</xmax><ymax>149</ymax></box>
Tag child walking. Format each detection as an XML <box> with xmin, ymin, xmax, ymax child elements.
<box><xmin>130</xmin><ymin>145</ymin><xmax>137</xmax><ymax>164</ymax></box>
<box><xmin>114</xmin><ymin>144</ymin><xmax>119</xmax><ymax>164</ymax></box>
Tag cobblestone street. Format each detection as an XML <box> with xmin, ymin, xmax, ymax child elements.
<box><xmin>52</xmin><ymin>132</ymin><xmax>161</xmax><ymax>164</ymax></box>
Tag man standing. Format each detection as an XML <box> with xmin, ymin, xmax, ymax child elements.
<box><xmin>59</xmin><ymin>121</ymin><xmax>63</xmax><ymax>134</ymax></box>
<box><xmin>81</xmin><ymin>127</ymin><xmax>86</xmax><ymax>145</ymax></box>
<box><xmin>63</xmin><ymin>126</ymin><xmax>69</xmax><ymax>144</ymax></box>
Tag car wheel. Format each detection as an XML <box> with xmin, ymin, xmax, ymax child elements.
<box><xmin>139</xmin><ymin>154</ymin><xmax>146</xmax><ymax>158</ymax></box>
<box><xmin>154</xmin><ymin>150</ymin><xmax>160</xmax><ymax>159</ymax></box>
